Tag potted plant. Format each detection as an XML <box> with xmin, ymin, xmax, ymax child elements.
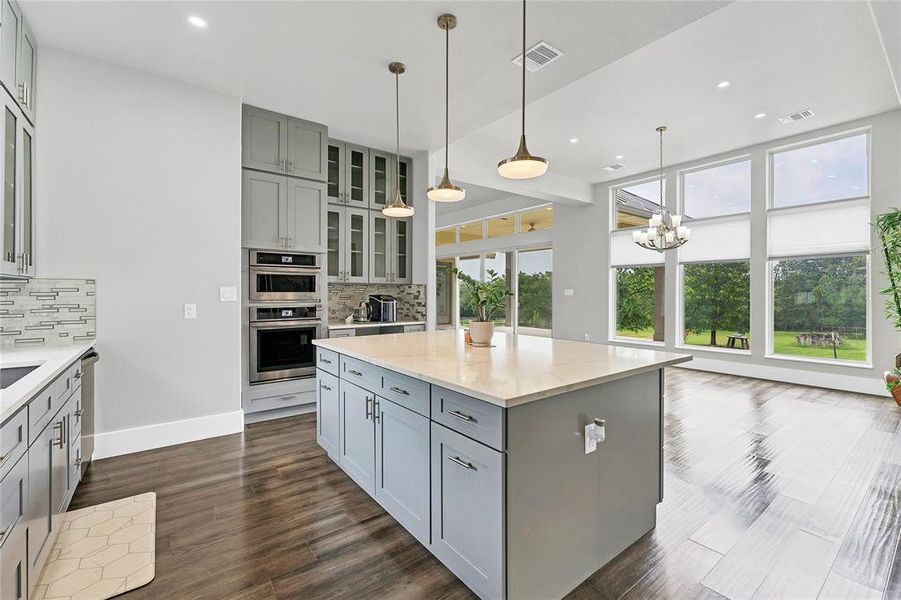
<box><xmin>876</xmin><ymin>209</ymin><xmax>901</xmax><ymax>404</ymax></box>
<box><xmin>452</xmin><ymin>267</ymin><xmax>512</xmax><ymax>345</ymax></box>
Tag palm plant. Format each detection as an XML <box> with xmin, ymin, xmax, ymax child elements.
<box><xmin>876</xmin><ymin>209</ymin><xmax>901</xmax><ymax>330</ymax></box>
<box><xmin>451</xmin><ymin>267</ymin><xmax>512</xmax><ymax>323</ymax></box>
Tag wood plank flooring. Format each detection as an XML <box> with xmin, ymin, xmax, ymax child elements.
<box><xmin>70</xmin><ymin>369</ymin><xmax>901</xmax><ymax>599</ymax></box>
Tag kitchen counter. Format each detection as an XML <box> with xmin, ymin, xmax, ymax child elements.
<box><xmin>327</xmin><ymin>320</ymin><xmax>425</xmax><ymax>331</ymax></box>
<box><xmin>0</xmin><ymin>342</ymin><xmax>95</xmax><ymax>423</ymax></box>
<box><xmin>314</xmin><ymin>329</ymin><xmax>690</xmax><ymax>407</ymax></box>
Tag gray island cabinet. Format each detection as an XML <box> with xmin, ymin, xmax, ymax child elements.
<box><xmin>313</xmin><ymin>331</ymin><xmax>690</xmax><ymax>600</ymax></box>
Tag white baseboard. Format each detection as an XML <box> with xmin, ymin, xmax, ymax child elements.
<box><xmin>90</xmin><ymin>410</ymin><xmax>245</xmax><ymax>460</ymax></box>
<box><xmin>676</xmin><ymin>358</ymin><xmax>888</xmax><ymax>396</ymax></box>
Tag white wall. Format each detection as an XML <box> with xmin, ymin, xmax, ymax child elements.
<box><xmin>553</xmin><ymin>109</ymin><xmax>901</xmax><ymax>396</ymax></box>
<box><xmin>35</xmin><ymin>48</ymin><xmax>243</xmax><ymax>456</ymax></box>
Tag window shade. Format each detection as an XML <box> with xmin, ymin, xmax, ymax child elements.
<box><xmin>768</xmin><ymin>197</ymin><xmax>870</xmax><ymax>258</ymax></box>
<box><xmin>678</xmin><ymin>214</ymin><xmax>750</xmax><ymax>263</ymax></box>
<box><xmin>610</xmin><ymin>229</ymin><xmax>664</xmax><ymax>267</ymax></box>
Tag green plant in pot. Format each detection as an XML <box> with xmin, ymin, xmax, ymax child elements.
<box><xmin>451</xmin><ymin>267</ymin><xmax>512</xmax><ymax>345</ymax></box>
<box><xmin>876</xmin><ymin>209</ymin><xmax>901</xmax><ymax>405</ymax></box>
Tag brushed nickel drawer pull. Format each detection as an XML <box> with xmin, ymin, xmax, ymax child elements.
<box><xmin>388</xmin><ymin>385</ymin><xmax>409</xmax><ymax>396</ymax></box>
<box><xmin>320</xmin><ymin>384</ymin><xmax>332</xmax><ymax>392</ymax></box>
<box><xmin>279</xmin><ymin>395</ymin><xmax>296</xmax><ymax>401</ymax></box>
<box><xmin>348</xmin><ymin>369</ymin><xmax>363</xmax><ymax>377</ymax></box>
<box><xmin>373</xmin><ymin>398</ymin><xmax>380</xmax><ymax>424</ymax></box>
<box><xmin>365</xmin><ymin>396</ymin><xmax>372</xmax><ymax>420</ymax></box>
<box><xmin>448</xmin><ymin>455</ymin><xmax>475</xmax><ymax>470</ymax></box>
<box><xmin>447</xmin><ymin>410</ymin><xmax>473</xmax><ymax>422</ymax></box>
<box><xmin>52</xmin><ymin>421</ymin><xmax>65</xmax><ymax>449</ymax></box>
<box><xmin>320</xmin><ymin>357</ymin><xmax>332</xmax><ymax>364</ymax></box>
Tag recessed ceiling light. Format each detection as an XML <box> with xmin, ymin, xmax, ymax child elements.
<box><xmin>569</xmin><ymin>137</ymin><xmax>579</xmax><ymax>144</ymax></box>
<box><xmin>828</xmin><ymin>174</ymin><xmax>836</xmax><ymax>178</ymax></box>
<box><xmin>188</xmin><ymin>15</ymin><xmax>207</xmax><ymax>28</ymax></box>
<box><xmin>754</xmin><ymin>112</ymin><xmax>767</xmax><ymax>119</ymax></box>
<box><xmin>545</xmin><ymin>207</ymin><xmax>552</xmax><ymax>211</ymax></box>
<box><xmin>615</xmin><ymin>155</ymin><xmax>623</xmax><ymax>160</ymax></box>
<box><xmin>716</xmin><ymin>80</ymin><xmax>731</xmax><ymax>89</ymax></box>
<box><xmin>810</xmin><ymin>159</ymin><xmax>819</xmax><ymax>164</ymax></box>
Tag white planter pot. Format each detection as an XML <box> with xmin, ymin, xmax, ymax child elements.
<box><xmin>469</xmin><ymin>321</ymin><xmax>495</xmax><ymax>345</ymax></box>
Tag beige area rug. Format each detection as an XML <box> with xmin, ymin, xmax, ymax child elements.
<box><xmin>33</xmin><ymin>492</ymin><xmax>156</xmax><ymax>600</ymax></box>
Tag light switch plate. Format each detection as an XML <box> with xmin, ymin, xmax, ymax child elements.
<box><xmin>219</xmin><ymin>286</ymin><xmax>237</xmax><ymax>302</ymax></box>
<box><xmin>184</xmin><ymin>303</ymin><xmax>197</xmax><ymax>319</ymax></box>
<box><xmin>564</xmin><ymin>288</ymin><xmax>575</xmax><ymax>296</ymax></box>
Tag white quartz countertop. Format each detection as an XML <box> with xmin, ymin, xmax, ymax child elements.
<box><xmin>0</xmin><ymin>343</ymin><xmax>95</xmax><ymax>424</ymax></box>
<box><xmin>313</xmin><ymin>330</ymin><xmax>691</xmax><ymax>407</ymax></box>
<box><xmin>328</xmin><ymin>320</ymin><xmax>426</xmax><ymax>331</ymax></box>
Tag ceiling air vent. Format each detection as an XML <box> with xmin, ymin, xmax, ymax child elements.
<box><xmin>603</xmin><ymin>163</ymin><xmax>625</xmax><ymax>172</ymax></box>
<box><xmin>513</xmin><ymin>41</ymin><xmax>564</xmax><ymax>73</ymax></box>
<box><xmin>779</xmin><ymin>109</ymin><xmax>815</xmax><ymax>124</ymax></box>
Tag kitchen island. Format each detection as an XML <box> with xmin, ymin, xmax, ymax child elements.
<box><xmin>313</xmin><ymin>330</ymin><xmax>690</xmax><ymax>600</ymax></box>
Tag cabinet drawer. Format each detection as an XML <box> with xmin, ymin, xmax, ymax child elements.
<box><xmin>432</xmin><ymin>386</ymin><xmax>504</xmax><ymax>451</ymax></box>
<box><xmin>244</xmin><ymin>390</ymin><xmax>315</xmax><ymax>414</ymax></box>
<box><xmin>339</xmin><ymin>355</ymin><xmax>381</xmax><ymax>391</ymax></box>
<box><xmin>0</xmin><ymin>408</ymin><xmax>27</xmax><ymax>481</ymax></box>
<box><xmin>403</xmin><ymin>324</ymin><xmax>425</xmax><ymax>333</ymax></box>
<box><xmin>28</xmin><ymin>360</ymin><xmax>79</xmax><ymax>440</ymax></box>
<box><xmin>316</xmin><ymin>348</ymin><xmax>339</xmax><ymax>376</ymax></box>
<box><xmin>0</xmin><ymin>452</ymin><xmax>27</xmax><ymax>549</ymax></box>
<box><xmin>379</xmin><ymin>370</ymin><xmax>429</xmax><ymax>418</ymax></box>
<box><xmin>0</xmin><ymin>513</ymin><xmax>26</xmax><ymax>600</ymax></box>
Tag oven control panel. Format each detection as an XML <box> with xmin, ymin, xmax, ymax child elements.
<box><xmin>251</xmin><ymin>304</ymin><xmax>322</xmax><ymax>322</ymax></box>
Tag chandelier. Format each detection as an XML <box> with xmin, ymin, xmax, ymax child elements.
<box><xmin>633</xmin><ymin>126</ymin><xmax>690</xmax><ymax>252</ymax></box>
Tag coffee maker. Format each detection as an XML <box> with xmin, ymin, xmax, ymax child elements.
<box><xmin>368</xmin><ymin>295</ymin><xmax>397</xmax><ymax>323</ymax></box>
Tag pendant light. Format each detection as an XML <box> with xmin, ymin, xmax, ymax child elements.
<box><xmin>633</xmin><ymin>126</ymin><xmax>690</xmax><ymax>252</ymax></box>
<box><xmin>428</xmin><ymin>14</ymin><xmax>466</xmax><ymax>203</ymax></box>
<box><xmin>383</xmin><ymin>62</ymin><xmax>415</xmax><ymax>218</ymax></box>
<box><xmin>497</xmin><ymin>0</ymin><xmax>547</xmax><ymax>180</ymax></box>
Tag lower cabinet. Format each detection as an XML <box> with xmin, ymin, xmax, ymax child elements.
<box><xmin>374</xmin><ymin>397</ymin><xmax>429</xmax><ymax>544</ymax></box>
<box><xmin>338</xmin><ymin>380</ymin><xmax>375</xmax><ymax>492</ymax></box>
<box><xmin>26</xmin><ymin>417</ymin><xmax>53</xmax><ymax>590</ymax></box>
<box><xmin>431</xmin><ymin>423</ymin><xmax>504</xmax><ymax>600</ymax></box>
<box><xmin>316</xmin><ymin>370</ymin><xmax>339</xmax><ymax>458</ymax></box>
<box><xmin>0</xmin><ymin>511</ymin><xmax>27</xmax><ymax>600</ymax></box>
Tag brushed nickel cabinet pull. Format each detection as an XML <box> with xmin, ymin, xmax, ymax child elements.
<box><xmin>320</xmin><ymin>384</ymin><xmax>331</xmax><ymax>392</ymax></box>
<box><xmin>365</xmin><ymin>396</ymin><xmax>372</xmax><ymax>420</ymax></box>
<box><xmin>388</xmin><ymin>385</ymin><xmax>409</xmax><ymax>396</ymax></box>
<box><xmin>279</xmin><ymin>395</ymin><xmax>296</xmax><ymax>401</ymax></box>
<box><xmin>447</xmin><ymin>410</ymin><xmax>473</xmax><ymax>422</ymax></box>
<box><xmin>373</xmin><ymin>398</ymin><xmax>380</xmax><ymax>424</ymax></box>
<box><xmin>348</xmin><ymin>369</ymin><xmax>363</xmax><ymax>377</ymax></box>
<box><xmin>447</xmin><ymin>455</ymin><xmax>475</xmax><ymax>470</ymax></box>
<box><xmin>52</xmin><ymin>421</ymin><xmax>65</xmax><ymax>449</ymax></box>
<box><xmin>320</xmin><ymin>357</ymin><xmax>332</xmax><ymax>364</ymax></box>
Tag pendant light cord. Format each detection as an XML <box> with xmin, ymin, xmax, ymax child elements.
<box><xmin>521</xmin><ymin>0</ymin><xmax>526</xmax><ymax>137</ymax></box>
<box><xmin>658</xmin><ymin>127</ymin><xmax>665</xmax><ymax>211</ymax></box>
<box><xmin>444</xmin><ymin>22</ymin><xmax>450</xmax><ymax>171</ymax></box>
<box><xmin>396</xmin><ymin>70</ymin><xmax>401</xmax><ymax>197</ymax></box>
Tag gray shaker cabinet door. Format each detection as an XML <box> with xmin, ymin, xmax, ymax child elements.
<box><xmin>242</xmin><ymin>105</ymin><xmax>287</xmax><ymax>173</ymax></box>
<box><xmin>286</xmin><ymin>118</ymin><xmax>327</xmax><ymax>182</ymax></box>
<box><xmin>339</xmin><ymin>380</ymin><xmax>375</xmax><ymax>495</ymax></box>
<box><xmin>431</xmin><ymin>422</ymin><xmax>504</xmax><ymax>600</ymax></box>
<box><xmin>0</xmin><ymin>0</ymin><xmax>20</xmax><ymax>99</ymax></box>
<box><xmin>390</xmin><ymin>217</ymin><xmax>412</xmax><ymax>284</ymax></box>
<box><xmin>242</xmin><ymin>169</ymin><xmax>286</xmax><ymax>250</ymax></box>
<box><xmin>15</xmin><ymin>16</ymin><xmax>34</xmax><ymax>122</ymax></box>
<box><xmin>326</xmin><ymin>140</ymin><xmax>345</xmax><ymax>204</ymax></box>
<box><xmin>344</xmin><ymin>207</ymin><xmax>369</xmax><ymax>283</ymax></box>
<box><xmin>285</xmin><ymin>178</ymin><xmax>326</xmax><ymax>253</ymax></box>
<box><xmin>343</xmin><ymin>143</ymin><xmax>369</xmax><ymax>208</ymax></box>
<box><xmin>27</xmin><ymin>419</ymin><xmax>53</xmax><ymax>593</ymax></box>
<box><xmin>316</xmin><ymin>369</ymin><xmax>340</xmax><ymax>459</ymax></box>
<box><xmin>369</xmin><ymin>212</ymin><xmax>389</xmax><ymax>284</ymax></box>
<box><xmin>375</xmin><ymin>397</ymin><xmax>429</xmax><ymax>544</ymax></box>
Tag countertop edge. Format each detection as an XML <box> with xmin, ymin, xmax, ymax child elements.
<box><xmin>313</xmin><ymin>338</ymin><xmax>692</xmax><ymax>407</ymax></box>
<box><xmin>328</xmin><ymin>320</ymin><xmax>426</xmax><ymax>331</ymax></box>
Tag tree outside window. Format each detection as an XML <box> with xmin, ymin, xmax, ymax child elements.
<box><xmin>683</xmin><ymin>261</ymin><xmax>750</xmax><ymax>348</ymax></box>
<box><xmin>615</xmin><ymin>266</ymin><xmax>664</xmax><ymax>341</ymax></box>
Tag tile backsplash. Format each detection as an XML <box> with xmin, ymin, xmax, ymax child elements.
<box><xmin>328</xmin><ymin>283</ymin><xmax>426</xmax><ymax>322</ymax></box>
<box><xmin>0</xmin><ymin>278</ymin><xmax>96</xmax><ymax>347</ymax></box>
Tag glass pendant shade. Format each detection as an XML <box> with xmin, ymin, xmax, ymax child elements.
<box><xmin>383</xmin><ymin>188</ymin><xmax>415</xmax><ymax>217</ymax></box>
<box><xmin>428</xmin><ymin>167</ymin><xmax>466</xmax><ymax>202</ymax></box>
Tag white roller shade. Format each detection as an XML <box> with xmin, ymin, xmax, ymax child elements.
<box><xmin>678</xmin><ymin>214</ymin><xmax>750</xmax><ymax>263</ymax></box>
<box><xmin>610</xmin><ymin>229</ymin><xmax>664</xmax><ymax>267</ymax></box>
<box><xmin>768</xmin><ymin>197</ymin><xmax>870</xmax><ymax>258</ymax></box>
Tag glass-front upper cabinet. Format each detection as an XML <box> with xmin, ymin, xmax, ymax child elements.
<box><xmin>391</xmin><ymin>217</ymin><xmax>412</xmax><ymax>284</ymax></box>
<box><xmin>326</xmin><ymin>206</ymin><xmax>345</xmax><ymax>282</ymax></box>
<box><xmin>344</xmin><ymin>144</ymin><xmax>369</xmax><ymax>208</ymax></box>
<box><xmin>1</xmin><ymin>96</ymin><xmax>16</xmax><ymax>274</ymax></box>
<box><xmin>0</xmin><ymin>88</ymin><xmax>32</xmax><ymax>277</ymax></box>
<box><xmin>369</xmin><ymin>213</ymin><xmax>389</xmax><ymax>284</ymax></box>
<box><xmin>398</xmin><ymin>157</ymin><xmax>411</xmax><ymax>204</ymax></box>
<box><xmin>369</xmin><ymin>149</ymin><xmax>391</xmax><ymax>210</ymax></box>
<box><xmin>346</xmin><ymin>207</ymin><xmax>369</xmax><ymax>282</ymax></box>
<box><xmin>20</xmin><ymin>120</ymin><xmax>31</xmax><ymax>272</ymax></box>
<box><xmin>326</xmin><ymin>140</ymin><xmax>345</xmax><ymax>204</ymax></box>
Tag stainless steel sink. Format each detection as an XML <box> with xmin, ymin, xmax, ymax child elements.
<box><xmin>1</xmin><ymin>365</ymin><xmax>39</xmax><ymax>389</ymax></box>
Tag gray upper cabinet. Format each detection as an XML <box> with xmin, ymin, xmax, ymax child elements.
<box><xmin>375</xmin><ymin>397</ymin><xmax>430</xmax><ymax>544</ymax></box>
<box><xmin>398</xmin><ymin>156</ymin><xmax>411</xmax><ymax>205</ymax></box>
<box><xmin>242</xmin><ymin>169</ymin><xmax>286</xmax><ymax>251</ymax></box>
<box><xmin>431</xmin><ymin>422</ymin><xmax>505</xmax><ymax>600</ymax></box>
<box><xmin>391</xmin><ymin>217</ymin><xmax>412</xmax><ymax>284</ymax></box>
<box><xmin>326</xmin><ymin>139</ymin><xmax>345</xmax><ymax>204</ymax></box>
<box><xmin>339</xmin><ymin>380</ymin><xmax>375</xmax><ymax>494</ymax></box>
<box><xmin>369</xmin><ymin>213</ymin><xmax>411</xmax><ymax>284</ymax></box>
<box><xmin>286</xmin><ymin>117</ymin><xmax>327</xmax><ymax>181</ymax></box>
<box><xmin>326</xmin><ymin>205</ymin><xmax>345</xmax><ymax>282</ymax></box>
<box><xmin>344</xmin><ymin>143</ymin><xmax>369</xmax><ymax>208</ymax></box>
<box><xmin>0</xmin><ymin>0</ymin><xmax>20</xmax><ymax>103</ymax></box>
<box><xmin>0</xmin><ymin>0</ymin><xmax>34</xmax><ymax>123</ymax></box>
<box><xmin>14</xmin><ymin>16</ymin><xmax>33</xmax><ymax>122</ymax></box>
<box><xmin>368</xmin><ymin>149</ymin><xmax>392</xmax><ymax>210</ymax></box>
<box><xmin>0</xmin><ymin>88</ymin><xmax>33</xmax><ymax>277</ymax></box>
<box><xmin>327</xmin><ymin>205</ymin><xmax>368</xmax><ymax>283</ymax></box>
<box><xmin>242</xmin><ymin>105</ymin><xmax>288</xmax><ymax>174</ymax></box>
<box><xmin>285</xmin><ymin>178</ymin><xmax>327</xmax><ymax>253</ymax></box>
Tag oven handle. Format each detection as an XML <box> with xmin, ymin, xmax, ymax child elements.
<box><xmin>250</xmin><ymin>320</ymin><xmax>324</xmax><ymax>330</ymax></box>
<box><xmin>250</xmin><ymin>265</ymin><xmax>322</xmax><ymax>275</ymax></box>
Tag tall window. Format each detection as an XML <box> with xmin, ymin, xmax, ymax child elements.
<box><xmin>614</xmin><ymin>178</ymin><xmax>664</xmax><ymax>230</ymax></box>
<box><xmin>484</xmin><ymin>251</ymin><xmax>513</xmax><ymax>328</ymax></box>
<box><xmin>767</xmin><ymin>132</ymin><xmax>870</xmax><ymax>363</ymax></box>
<box><xmin>683</xmin><ymin>262</ymin><xmax>750</xmax><ymax>348</ymax></box>
<box><xmin>518</xmin><ymin>248</ymin><xmax>552</xmax><ymax>335</ymax></box>
<box><xmin>457</xmin><ymin>255</ymin><xmax>480</xmax><ymax>326</ymax></box>
<box><xmin>615</xmin><ymin>266</ymin><xmax>664</xmax><ymax>341</ymax></box>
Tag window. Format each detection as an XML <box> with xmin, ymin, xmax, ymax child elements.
<box><xmin>487</xmin><ymin>215</ymin><xmax>516</xmax><ymax>239</ymax></box>
<box><xmin>517</xmin><ymin>248</ymin><xmax>552</xmax><ymax>335</ymax></box>
<box><xmin>772</xmin><ymin>133</ymin><xmax>868</xmax><ymax>208</ymax></box>
<box><xmin>484</xmin><ymin>251</ymin><xmax>513</xmax><ymax>327</ymax></box>
<box><xmin>615</xmin><ymin>266</ymin><xmax>664</xmax><ymax>341</ymax></box>
<box><xmin>771</xmin><ymin>255</ymin><xmax>867</xmax><ymax>362</ymax></box>
<box><xmin>435</xmin><ymin>227</ymin><xmax>456</xmax><ymax>247</ymax></box>
<box><xmin>683</xmin><ymin>159</ymin><xmax>751</xmax><ymax>219</ymax></box>
<box><xmin>457</xmin><ymin>256</ymin><xmax>480</xmax><ymax>326</ymax></box>
<box><xmin>614</xmin><ymin>178</ymin><xmax>664</xmax><ymax>230</ymax></box>
<box><xmin>521</xmin><ymin>207</ymin><xmax>553</xmax><ymax>233</ymax></box>
<box><xmin>682</xmin><ymin>261</ymin><xmax>750</xmax><ymax>349</ymax></box>
<box><xmin>458</xmin><ymin>221</ymin><xmax>483</xmax><ymax>242</ymax></box>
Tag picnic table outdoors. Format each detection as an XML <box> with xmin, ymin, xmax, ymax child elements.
<box><xmin>727</xmin><ymin>334</ymin><xmax>750</xmax><ymax>350</ymax></box>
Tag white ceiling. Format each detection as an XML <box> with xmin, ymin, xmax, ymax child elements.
<box><xmin>21</xmin><ymin>0</ymin><xmax>726</xmax><ymax>154</ymax></box>
<box><xmin>435</xmin><ymin>182</ymin><xmax>546</xmax><ymax>221</ymax></box>
<box><xmin>448</xmin><ymin>0</ymin><xmax>901</xmax><ymax>184</ymax></box>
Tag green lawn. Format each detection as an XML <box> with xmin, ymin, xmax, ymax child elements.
<box><xmin>614</xmin><ymin>327</ymin><xmax>867</xmax><ymax>362</ymax></box>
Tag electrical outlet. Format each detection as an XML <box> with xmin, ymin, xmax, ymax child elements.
<box><xmin>184</xmin><ymin>303</ymin><xmax>197</xmax><ymax>319</ymax></box>
<box><xmin>564</xmin><ymin>288</ymin><xmax>574</xmax><ymax>297</ymax></box>
<box><xmin>584</xmin><ymin>333</ymin><xmax>590</xmax><ymax>342</ymax></box>
<box><xmin>219</xmin><ymin>286</ymin><xmax>237</xmax><ymax>302</ymax></box>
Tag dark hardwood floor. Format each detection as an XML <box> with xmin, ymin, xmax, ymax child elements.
<box><xmin>70</xmin><ymin>369</ymin><xmax>901</xmax><ymax>599</ymax></box>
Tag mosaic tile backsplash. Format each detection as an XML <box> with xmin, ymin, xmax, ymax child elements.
<box><xmin>328</xmin><ymin>283</ymin><xmax>426</xmax><ymax>323</ymax></box>
<box><xmin>0</xmin><ymin>278</ymin><xmax>97</xmax><ymax>347</ymax></box>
